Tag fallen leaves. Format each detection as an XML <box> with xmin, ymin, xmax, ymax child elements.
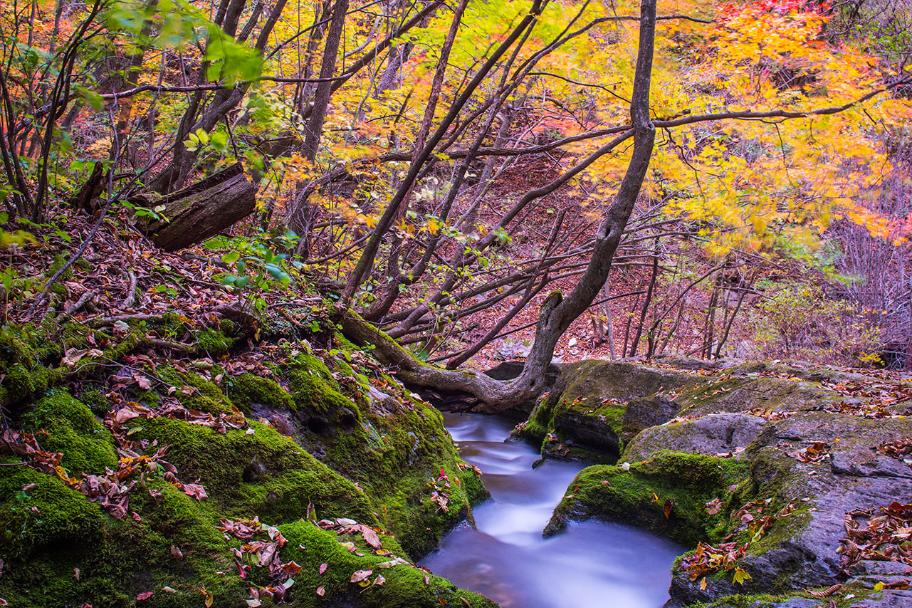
<box><xmin>61</xmin><ymin>347</ymin><xmax>104</xmax><ymax>367</ymax></box>
<box><xmin>679</xmin><ymin>541</ymin><xmax>749</xmax><ymax>587</ymax></box>
<box><xmin>787</xmin><ymin>441</ymin><xmax>830</xmax><ymax>463</ymax></box>
<box><xmin>1</xmin><ymin>428</ymin><xmax>208</xmax><ymax>519</ymax></box>
<box><xmin>705</xmin><ymin>498</ymin><xmax>723</xmax><ymax>515</ymax></box>
<box><xmin>219</xmin><ymin>518</ymin><xmax>298</xmax><ymax>604</ymax></box>
<box><xmin>317</xmin><ymin>518</ymin><xmax>384</xmax><ymax>551</ymax></box>
<box><xmin>840</xmin><ymin>502</ymin><xmax>912</xmax><ymax>571</ymax></box>
<box><xmin>430</xmin><ymin>467</ymin><xmax>451</xmax><ymax>513</ymax></box>
<box><xmin>878</xmin><ymin>438</ymin><xmax>912</xmax><ymax>468</ymax></box>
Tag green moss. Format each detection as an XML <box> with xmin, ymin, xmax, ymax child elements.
<box><xmin>590</xmin><ymin>403</ymin><xmax>626</xmax><ymax>437</ymax></box>
<box><xmin>133</xmin><ymin>417</ymin><xmax>375</xmax><ymax>524</ymax></box>
<box><xmin>77</xmin><ymin>386</ymin><xmax>110</xmax><ymax>416</ymax></box>
<box><xmin>226</xmin><ymin>372</ymin><xmax>294</xmax><ymax>414</ymax></box>
<box><xmin>0</xmin><ymin>464</ymin><xmax>107</xmax><ymax>559</ymax></box>
<box><xmin>740</xmin><ymin>446</ymin><xmax>814</xmax><ymax>555</ymax></box>
<box><xmin>0</xmin><ymin>324</ymin><xmax>40</xmax><ymax>364</ymax></box>
<box><xmin>156</xmin><ymin>366</ymin><xmax>238</xmax><ymax>414</ymax></box>
<box><xmin>2</xmin><ymin>362</ymin><xmax>60</xmax><ymax>406</ymax></box>
<box><xmin>22</xmin><ymin>390</ymin><xmax>118</xmax><ymax>475</ymax></box>
<box><xmin>275</xmin><ymin>520</ymin><xmax>496</xmax><ymax>608</ymax></box>
<box><xmin>516</xmin><ymin>391</ymin><xmax>559</xmax><ymax>443</ymax></box>
<box><xmin>299</xmin><ymin>386</ymin><xmax>480</xmax><ymax>557</ymax></box>
<box><xmin>193</xmin><ymin>327</ymin><xmax>235</xmax><ymax>357</ymax></box>
<box><xmin>0</xmin><ymin>464</ymin><xmax>246</xmax><ymax>608</ymax></box>
<box><xmin>548</xmin><ymin>450</ymin><xmax>748</xmax><ymax>545</ymax></box>
<box><xmin>285</xmin><ymin>352</ymin><xmax>357</xmax><ymax>417</ymax></box>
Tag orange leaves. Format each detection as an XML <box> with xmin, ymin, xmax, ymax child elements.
<box><xmin>680</xmin><ymin>540</ymin><xmax>749</xmax><ymax>584</ymax></box>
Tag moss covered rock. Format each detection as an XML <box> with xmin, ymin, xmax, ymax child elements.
<box><xmin>22</xmin><ymin>389</ymin><xmax>118</xmax><ymax>475</ymax></box>
<box><xmin>275</xmin><ymin>520</ymin><xmax>496</xmax><ymax>607</ymax></box>
<box><xmin>547</xmin><ymin>450</ymin><xmax>748</xmax><ymax>545</ymax></box>
<box><xmin>516</xmin><ymin>360</ymin><xmax>698</xmax><ymax>459</ymax></box>
<box><xmin>133</xmin><ymin>417</ymin><xmax>375</xmax><ymax>524</ymax></box>
<box><xmin>226</xmin><ymin>372</ymin><xmax>295</xmax><ymax>414</ymax></box>
<box><xmin>0</xmin><ymin>315</ymin><xmax>490</xmax><ymax>607</ymax></box>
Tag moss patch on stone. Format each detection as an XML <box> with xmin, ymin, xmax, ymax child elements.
<box><xmin>193</xmin><ymin>327</ymin><xmax>236</xmax><ymax>357</ymax></box>
<box><xmin>133</xmin><ymin>417</ymin><xmax>375</xmax><ymax>524</ymax></box>
<box><xmin>547</xmin><ymin>450</ymin><xmax>749</xmax><ymax>545</ymax></box>
<box><xmin>0</xmin><ymin>314</ymin><xmax>489</xmax><ymax>606</ymax></box>
<box><xmin>21</xmin><ymin>389</ymin><xmax>118</xmax><ymax>475</ymax></box>
<box><xmin>226</xmin><ymin>372</ymin><xmax>295</xmax><ymax>414</ymax></box>
<box><xmin>276</xmin><ymin>520</ymin><xmax>496</xmax><ymax>608</ymax></box>
<box><xmin>155</xmin><ymin>366</ymin><xmax>239</xmax><ymax>415</ymax></box>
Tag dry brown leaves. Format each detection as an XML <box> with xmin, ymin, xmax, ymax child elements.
<box><xmin>787</xmin><ymin>441</ymin><xmax>831</xmax><ymax>463</ymax></box>
<box><xmin>878</xmin><ymin>438</ymin><xmax>912</xmax><ymax>469</ymax></box>
<box><xmin>1</xmin><ymin>426</ymin><xmax>206</xmax><ymax>519</ymax></box>
<box><xmin>747</xmin><ymin>408</ymin><xmax>795</xmax><ymax>422</ymax></box>
<box><xmin>0</xmin><ymin>429</ymin><xmax>73</xmax><ymax>484</ymax></box>
<box><xmin>840</xmin><ymin>502</ymin><xmax>912</xmax><ymax>572</ymax></box>
<box><xmin>679</xmin><ymin>541</ymin><xmax>751</xmax><ymax>588</ymax></box>
<box><xmin>821</xmin><ymin>379</ymin><xmax>912</xmax><ymax>418</ymax></box>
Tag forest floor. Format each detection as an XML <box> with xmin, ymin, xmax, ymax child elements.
<box><xmin>2</xmin><ymin>213</ymin><xmax>910</xmax><ymax>608</ymax></box>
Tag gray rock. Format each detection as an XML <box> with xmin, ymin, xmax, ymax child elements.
<box><xmin>623</xmin><ymin>413</ymin><xmax>767</xmax><ymax>462</ymax></box>
<box><xmin>623</xmin><ymin>393</ymin><xmax>680</xmax><ymax>435</ymax></box>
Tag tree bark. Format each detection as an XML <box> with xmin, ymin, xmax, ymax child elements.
<box><xmin>301</xmin><ymin>0</ymin><xmax>349</xmax><ymax>160</ymax></box>
<box><xmin>139</xmin><ymin>164</ymin><xmax>256</xmax><ymax>251</ymax></box>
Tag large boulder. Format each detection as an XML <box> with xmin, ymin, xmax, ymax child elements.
<box><xmin>515</xmin><ymin>359</ymin><xmax>699</xmax><ymax>459</ymax></box>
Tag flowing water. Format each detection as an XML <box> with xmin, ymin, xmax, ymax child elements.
<box><xmin>420</xmin><ymin>412</ymin><xmax>682</xmax><ymax>608</ymax></box>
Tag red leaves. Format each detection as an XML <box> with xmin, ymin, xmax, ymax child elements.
<box><xmin>430</xmin><ymin>467</ymin><xmax>452</xmax><ymax>513</ymax></box>
<box><xmin>3</xmin><ymin>420</ymin><xmax>209</xmax><ymax>521</ymax></box>
<box><xmin>317</xmin><ymin>518</ymin><xmax>384</xmax><ymax>550</ymax></box>
<box><xmin>349</xmin><ymin>570</ymin><xmax>372</xmax><ymax>584</ymax></box>
<box><xmin>135</xmin><ymin>591</ymin><xmax>153</xmax><ymax>601</ymax></box>
<box><xmin>705</xmin><ymin>498</ymin><xmax>723</xmax><ymax>515</ymax></box>
<box><xmin>219</xmin><ymin>517</ymin><xmax>262</xmax><ymax>540</ymax></box>
<box><xmin>177</xmin><ymin>482</ymin><xmax>208</xmax><ymax>501</ymax></box>
<box><xmin>840</xmin><ymin>502</ymin><xmax>912</xmax><ymax>571</ymax></box>
<box><xmin>219</xmin><ymin>518</ymin><xmax>297</xmax><ymax>603</ymax></box>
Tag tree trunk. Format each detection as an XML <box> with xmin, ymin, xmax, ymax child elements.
<box><xmin>302</xmin><ymin>0</ymin><xmax>349</xmax><ymax>161</ymax></box>
<box><xmin>139</xmin><ymin>164</ymin><xmax>256</xmax><ymax>251</ymax></box>
<box><xmin>340</xmin><ymin>0</ymin><xmax>659</xmax><ymax>411</ymax></box>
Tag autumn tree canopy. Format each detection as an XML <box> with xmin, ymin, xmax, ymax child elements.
<box><xmin>3</xmin><ymin>0</ymin><xmax>911</xmax><ymax>404</ymax></box>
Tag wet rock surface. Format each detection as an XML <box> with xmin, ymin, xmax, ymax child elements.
<box><xmin>528</xmin><ymin>359</ymin><xmax>912</xmax><ymax>608</ymax></box>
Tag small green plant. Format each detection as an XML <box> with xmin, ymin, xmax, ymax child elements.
<box><xmin>207</xmin><ymin>230</ymin><xmax>300</xmax><ymax>312</ymax></box>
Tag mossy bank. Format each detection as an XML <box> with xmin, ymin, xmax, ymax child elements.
<box><xmin>0</xmin><ymin>316</ymin><xmax>492</xmax><ymax>608</ymax></box>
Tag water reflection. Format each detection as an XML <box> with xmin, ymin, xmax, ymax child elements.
<box><xmin>420</xmin><ymin>412</ymin><xmax>682</xmax><ymax>608</ymax></box>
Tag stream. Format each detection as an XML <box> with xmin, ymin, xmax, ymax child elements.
<box><xmin>419</xmin><ymin>412</ymin><xmax>682</xmax><ymax>608</ymax></box>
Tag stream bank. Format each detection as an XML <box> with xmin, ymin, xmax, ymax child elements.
<box><xmin>420</xmin><ymin>412</ymin><xmax>682</xmax><ymax>608</ymax></box>
<box><xmin>525</xmin><ymin>358</ymin><xmax>912</xmax><ymax>608</ymax></box>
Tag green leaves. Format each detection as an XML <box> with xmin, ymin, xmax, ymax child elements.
<box><xmin>104</xmin><ymin>0</ymin><xmax>263</xmax><ymax>84</ymax></box>
<box><xmin>204</xmin><ymin>24</ymin><xmax>263</xmax><ymax>86</ymax></box>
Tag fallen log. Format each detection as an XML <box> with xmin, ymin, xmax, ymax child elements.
<box><xmin>139</xmin><ymin>163</ymin><xmax>256</xmax><ymax>251</ymax></box>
